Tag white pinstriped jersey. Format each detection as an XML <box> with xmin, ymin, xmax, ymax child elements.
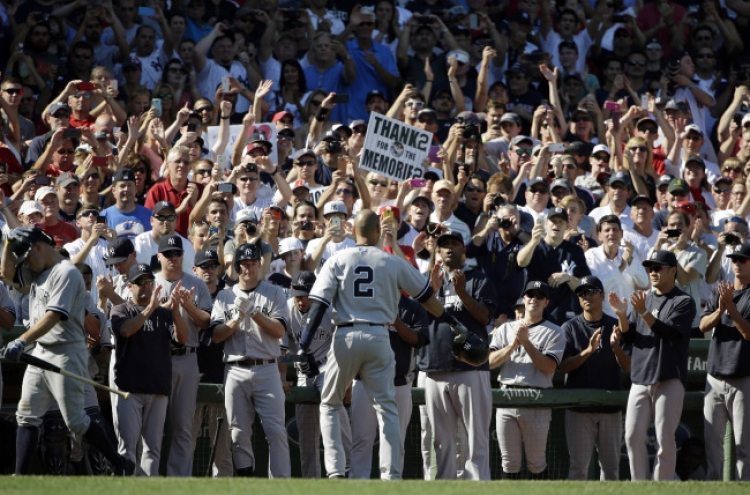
<box><xmin>30</xmin><ymin>260</ymin><xmax>87</xmax><ymax>346</ymax></box>
<box><xmin>210</xmin><ymin>281</ymin><xmax>290</xmax><ymax>361</ymax></box>
<box><xmin>154</xmin><ymin>272</ymin><xmax>213</xmax><ymax>348</ymax></box>
<box><xmin>309</xmin><ymin>245</ymin><xmax>431</xmax><ymax>326</ymax></box>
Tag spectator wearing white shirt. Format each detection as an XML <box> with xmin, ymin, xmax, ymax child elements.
<box><xmin>623</xmin><ymin>195</ymin><xmax>659</xmax><ymax>262</ymax></box>
<box><xmin>131</xmin><ymin>21</ymin><xmax>174</xmax><ymax>91</ymax></box>
<box><xmin>134</xmin><ymin>201</ymin><xmax>196</xmax><ymax>271</ymax></box>
<box><xmin>585</xmin><ymin>215</ymin><xmax>648</xmax><ymax>317</ymax></box>
<box><xmin>589</xmin><ymin>172</ymin><xmax>634</xmax><ymax>231</ymax></box>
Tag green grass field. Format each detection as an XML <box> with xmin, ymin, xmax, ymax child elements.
<box><xmin>1</xmin><ymin>478</ymin><xmax>747</xmax><ymax>495</ymax></box>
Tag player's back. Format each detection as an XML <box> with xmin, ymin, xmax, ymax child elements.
<box><xmin>312</xmin><ymin>246</ymin><xmax>428</xmax><ymax>326</ymax></box>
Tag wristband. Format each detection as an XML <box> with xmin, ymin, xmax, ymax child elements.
<box><xmin>220</xmin><ymin>115</ymin><xmax>230</xmax><ymax>120</ymax></box>
<box><xmin>315</xmin><ymin>108</ymin><xmax>330</xmax><ymax>121</ymax></box>
<box><xmin>271</xmin><ymin>167</ymin><xmax>280</xmax><ymax>176</ymax></box>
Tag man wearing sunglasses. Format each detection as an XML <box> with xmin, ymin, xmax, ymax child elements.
<box><xmin>700</xmin><ymin>242</ymin><xmax>750</xmax><ymax>480</ymax></box>
<box><xmin>153</xmin><ymin>233</ymin><xmax>213</xmax><ymax>476</ymax></box>
<box><xmin>489</xmin><ymin>281</ymin><xmax>565</xmax><ymax>479</ymax></box>
<box><xmin>560</xmin><ymin>276</ymin><xmax>631</xmax><ymax>480</ymax></box>
<box><xmin>614</xmin><ymin>249</ymin><xmax>696</xmax><ymax>480</ymax></box>
<box><xmin>589</xmin><ymin>172</ymin><xmax>635</xmax><ymax>231</ymax></box>
<box><xmin>705</xmin><ymin>216</ymin><xmax>749</xmax><ymax>285</ymax></box>
<box><xmin>134</xmin><ymin>201</ymin><xmax>196</xmax><ymax>272</ymax></box>
<box><xmin>63</xmin><ymin>204</ymin><xmax>114</xmax><ymax>304</ymax></box>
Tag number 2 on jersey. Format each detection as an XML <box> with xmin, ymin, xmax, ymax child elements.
<box><xmin>353</xmin><ymin>266</ymin><xmax>374</xmax><ymax>297</ymax></box>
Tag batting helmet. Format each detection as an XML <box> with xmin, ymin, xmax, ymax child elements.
<box><xmin>233</xmin><ymin>243</ymin><xmax>261</xmax><ymax>273</ymax></box>
<box><xmin>452</xmin><ymin>332</ymin><xmax>490</xmax><ymax>367</ymax></box>
<box><xmin>7</xmin><ymin>226</ymin><xmax>55</xmax><ymax>263</ymax></box>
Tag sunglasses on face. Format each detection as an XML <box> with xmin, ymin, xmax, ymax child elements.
<box><xmin>576</xmin><ymin>288</ymin><xmax>602</xmax><ymax>297</ymax></box>
<box><xmin>610</xmin><ymin>183</ymin><xmax>627</xmax><ymax>190</ymax></box>
<box><xmin>310</xmin><ymin>100</ymin><xmax>323</xmax><ymax>106</ymax></box>
<box><xmin>77</xmin><ymin>210</ymin><xmax>99</xmax><ymax>218</ymax></box>
<box><xmin>296</xmin><ymin>160</ymin><xmax>316</xmax><ymax>167</ymax></box>
<box><xmin>369</xmin><ymin>179</ymin><xmax>388</xmax><ymax>187</ymax></box>
<box><xmin>525</xmin><ymin>291</ymin><xmax>547</xmax><ymax>300</ymax></box>
<box><xmin>57</xmin><ymin>148</ymin><xmax>75</xmax><ymax>154</ymax></box>
<box><xmin>724</xmin><ymin>167</ymin><xmax>742</xmax><ymax>173</ymax></box>
<box><xmin>406</xmin><ymin>101</ymin><xmax>424</xmax><ymax>108</ymax></box>
<box><xmin>515</xmin><ymin>148</ymin><xmax>532</xmax><ymax>156</ymax></box>
<box><xmin>563</xmin><ymin>162</ymin><xmax>577</xmax><ymax>169</ymax></box>
<box><xmin>629</xmin><ymin>146</ymin><xmax>648</xmax><ymax>152</ymax></box>
<box><xmin>194</xmin><ymin>107</ymin><xmax>213</xmax><ymax>113</ymax></box>
<box><xmin>465</xmin><ymin>185</ymin><xmax>485</xmax><ymax>193</ymax></box>
<box><xmin>199</xmin><ymin>263</ymin><xmax>220</xmax><ymax>270</ymax></box>
<box><xmin>646</xmin><ymin>265</ymin><xmax>665</xmax><ymax>273</ymax></box>
<box><xmin>593</xmin><ymin>154</ymin><xmax>610</xmax><ymax>161</ymax></box>
<box><xmin>162</xmin><ymin>250</ymin><xmax>184</xmax><ymax>259</ymax></box>
<box><xmin>628</xmin><ymin>60</ymin><xmax>646</xmax><ymax>67</ymax></box>
<box><xmin>133</xmin><ymin>278</ymin><xmax>155</xmax><ymax>286</ymax></box>
<box><xmin>3</xmin><ymin>88</ymin><xmax>22</xmax><ymax>95</ymax></box>
<box><xmin>72</xmin><ymin>94</ymin><xmax>91</xmax><ymax>99</ymax></box>
<box><xmin>153</xmin><ymin>214</ymin><xmax>176</xmax><ymax>222</ymax></box>
<box><xmin>158</xmin><ymin>93</ymin><xmax>173</xmax><ymax>99</ymax></box>
<box><xmin>239</xmin><ymin>176</ymin><xmax>259</xmax><ymax>182</ymax></box>
<box><xmin>196</xmin><ymin>169</ymin><xmax>212</xmax><ymax>175</ymax></box>
<box><xmin>418</xmin><ymin>117</ymin><xmax>435</xmax><ymax>124</ymax></box>
<box><xmin>529</xmin><ymin>187</ymin><xmax>549</xmax><ymax>194</ymax></box>
<box><xmin>335</xmin><ymin>188</ymin><xmax>354</xmax><ymax>196</ymax></box>
<box><xmin>353</xmin><ymin>126</ymin><xmax>367</xmax><ymax>134</ymax></box>
<box><xmin>715</xmin><ymin>188</ymin><xmax>731</xmax><ymax>194</ymax></box>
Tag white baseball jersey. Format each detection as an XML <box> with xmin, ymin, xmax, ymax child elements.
<box><xmin>63</xmin><ymin>238</ymin><xmax>110</xmax><ymax>303</ymax></box>
<box><xmin>309</xmin><ymin>245</ymin><xmax>431</xmax><ymax>326</ymax></box>
<box><xmin>154</xmin><ymin>271</ymin><xmax>213</xmax><ymax>347</ymax></box>
<box><xmin>133</xmin><ymin>232</ymin><xmax>196</xmax><ymax>272</ymax></box>
<box><xmin>196</xmin><ymin>59</ymin><xmax>252</xmax><ymax>113</ymax></box>
<box><xmin>210</xmin><ymin>281</ymin><xmax>289</xmax><ymax>361</ymax></box>
<box><xmin>0</xmin><ymin>281</ymin><xmax>16</xmax><ymax>346</ymax></box>
<box><xmin>304</xmin><ymin>236</ymin><xmax>356</xmax><ymax>275</ymax></box>
<box><xmin>490</xmin><ymin>319</ymin><xmax>565</xmax><ymax>388</ymax></box>
<box><xmin>26</xmin><ymin>259</ymin><xmax>87</xmax><ymax>346</ymax></box>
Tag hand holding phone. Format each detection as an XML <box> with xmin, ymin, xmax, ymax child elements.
<box><xmin>76</xmin><ymin>82</ymin><xmax>96</xmax><ymax>91</ymax></box>
<box><xmin>411</xmin><ymin>178</ymin><xmax>426</xmax><ymax>188</ymax></box>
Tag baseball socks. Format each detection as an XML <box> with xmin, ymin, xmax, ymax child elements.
<box><xmin>15</xmin><ymin>426</ymin><xmax>40</xmax><ymax>474</ymax></box>
<box><xmin>83</xmin><ymin>417</ymin><xmax>134</xmax><ymax>476</ymax></box>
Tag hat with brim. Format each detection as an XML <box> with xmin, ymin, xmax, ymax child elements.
<box><xmin>642</xmin><ymin>249</ymin><xmax>677</xmax><ymax>268</ymax></box>
<box><xmin>436</xmin><ymin>230</ymin><xmax>464</xmax><ymax>247</ymax></box>
<box><xmin>290</xmin><ymin>271</ymin><xmax>316</xmax><ymax>297</ymax></box>
<box><xmin>727</xmin><ymin>243</ymin><xmax>750</xmax><ymax>261</ymax></box>
<box><xmin>104</xmin><ymin>238</ymin><xmax>135</xmax><ymax>266</ymax></box>
<box><xmin>10</xmin><ymin>227</ymin><xmax>55</xmax><ymax>263</ymax></box>
<box><xmin>127</xmin><ymin>263</ymin><xmax>154</xmax><ymax>283</ymax></box>
<box><xmin>575</xmin><ymin>276</ymin><xmax>604</xmax><ymax>295</ymax></box>
<box><xmin>523</xmin><ymin>281</ymin><xmax>550</xmax><ymax>298</ymax></box>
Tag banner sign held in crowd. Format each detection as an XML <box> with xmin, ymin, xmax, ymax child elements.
<box><xmin>360</xmin><ymin>113</ymin><xmax>432</xmax><ymax>181</ymax></box>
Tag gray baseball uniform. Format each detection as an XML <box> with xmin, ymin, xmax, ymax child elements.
<box><xmin>282</xmin><ymin>298</ymin><xmax>351</xmax><ymax>478</ymax></box>
<box><xmin>211</xmin><ymin>281</ymin><xmax>291</xmax><ymax>477</ymax></box>
<box><xmin>0</xmin><ymin>280</ymin><xmax>17</xmax><ymax>409</ymax></box>
<box><xmin>490</xmin><ymin>319</ymin><xmax>565</xmax><ymax>476</ymax></box>
<box><xmin>309</xmin><ymin>245</ymin><xmax>431</xmax><ymax>480</ymax></box>
<box><xmin>154</xmin><ymin>271</ymin><xmax>212</xmax><ymax>477</ymax></box>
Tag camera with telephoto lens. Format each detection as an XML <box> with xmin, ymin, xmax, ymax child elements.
<box><xmin>241</xmin><ymin>222</ymin><xmax>257</xmax><ymax>235</ymax></box>
<box><xmin>327</xmin><ymin>141</ymin><xmax>342</xmax><ymax>154</ymax></box>
<box><xmin>497</xmin><ymin>218</ymin><xmax>512</xmax><ymax>229</ymax></box>
<box><xmin>492</xmin><ymin>194</ymin><xmax>505</xmax><ymax>207</ymax></box>
<box><xmin>300</xmin><ymin>221</ymin><xmax>313</xmax><ymax>231</ymax></box>
<box><xmin>463</xmin><ymin>123</ymin><xmax>480</xmax><ymax>141</ymax></box>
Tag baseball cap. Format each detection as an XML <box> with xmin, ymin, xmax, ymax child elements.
<box><xmin>548</xmin><ymin>206</ymin><xmax>569</xmax><ymax>222</ymax></box>
<box><xmin>194</xmin><ymin>249</ymin><xmax>219</xmax><ymax>267</ymax></box>
<box><xmin>8</xmin><ymin>226</ymin><xmax>56</xmax><ymax>263</ymax></box>
<box><xmin>293</xmin><ymin>148</ymin><xmax>316</xmax><ymax>161</ymax></box>
<box><xmin>49</xmin><ymin>102</ymin><xmax>71</xmax><ymax>116</ymax></box>
<box><xmin>105</xmin><ymin>238</ymin><xmax>135</xmax><ymax>266</ymax></box>
<box><xmin>436</xmin><ymin>229</ymin><xmax>464</xmax><ymax>247</ymax></box>
<box><xmin>350</xmin><ymin>119</ymin><xmax>367</xmax><ymax>130</ymax></box>
<box><xmin>292</xmin><ymin>179</ymin><xmax>310</xmax><ymax>191</ymax></box>
<box><xmin>34</xmin><ymin>186</ymin><xmax>57</xmax><ymax>202</ymax></box>
<box><xmin>55</xmin><ymin>172</ymin><xmax>80</xmax><ymax>188</ymax></box>
<box><xmin>278</xmin><ymin>128</ymin><xmax>295</xmax><ymax>138</ymax></box>
<box><xmin>446</xmin><ymin>49</ymin><xmax>470</xmax><ymax>65</ymax></box>
<box><xmin>113</xmin><ymin>168</ymin><xmax>136</xmax><ymax>183</ymax></box>
<box><xmin>272</xmin><ymin>111</ymin><xmax>294</xmax><ymax>123</ymax></box>
<box><xmin>377</xmin><ymin>205</ymin><xmax>401</xmax><ymax>222</ymax></box>
<box><xmin>514</xmin><ymin>297</ymin><xmax>525</xmax><ymax>309</ymax></box>
<box><xmin>423</xmin><ymin>171</ymin><xmax>440</xmax><ymax>181</ymax></box>
<box><xmin>642</xmin><ymin>250</ymin><xmax>678</xmax><ymax>268</ymax></box>
<box><xmin>523</xmin><ymin>281</ymin><xmax>550</xmax><ymax>298</ymax></box>
<box><xmin>279</xmin><ymin>237</ymin><xmax>303</xmax><ymax>256</ymax></box>
<box><xmin>409</xmin><ymin>194</ymin><xmax>434</xmax><ymax>211</ymax></box>
<box><xmin>742</xmin><ymin>114</ymin><xmax>750</xmax><ymax>128</ymax></box>
<box><xmin>122</xmin><ymin>57</ymin><xmax>141</xmax><ymax>70</ymax></box>
<box><xmin>510</xmin><ymin>135</ymin><xmax>533</xmax><ymax>147</ymax></box>
<box><xmin>646</xmin><ymin>37</ymin><xmax>660</xmax><ymax>49</ymax></box>
<box><xmin>563</xmin><ymin>71</ymin><xmax>584</xmax><ymax>84</ymax></box>
<box><xmin>500</xmin><ymin>112</ymin><xmax>521</xmax><ymax>125</ymax></box>
<box><xmin>158</xmin><ymin>234</ymin><xmax>183</xmax><ymax>253</ymax></box>
<box><xmin>321</xmin><ymin>130</ymin><xmax>342</xmax><ymax>142</ymax></box>
<box><xmin>235</xmin><ymin>243</ymin><xmax>261</xmax><ymax>262</ymax></box>
<box><xmin>592</xmin><ymin>144</ymin><xmax>611</xmax><ymax>157</ymax></box>
<box><xmin>664</xmin><ymin>99</ymin><xmax>688</xmax><ymax>112</ymax></box>
<box><xmin>506</xmin><ymin>62</ymin><xmax>527</xmax><ymax>75</ymax></box>
<box><xmin>366</xmin><ymin>89</ymin><xmax>387</xmax><ymax>103</ymax></box>
<box><xmin>609</xmin><ymin>171</ymin><xmax>631</xmax><ymax>186</ymax></box>
<box><xmin>235</xmin><ymin>208</ymin><xmax>258</xmax><ymax>224</ymax></box>
<box><xmin>684</xmin><ymin>155</ymin><xmax>705</xmax><ymax>168</ymax></box>
<box><xmin>684</xmin><ymin>124</ymin><xmax>703</xmax><ymax>137</ymax></box>
<box><xmin>456</xmin><ymin>111</ymin><xmax>479</xmax><ymax>125</ymax></box>
<box><xmin>290</xmin><ymin>271</ymin><xmax>316</xmax><ymax>297</ymax></box>
<box><xmin>432</xmin><ymin>179</ymin><xmax>454</xmax><ymax>195</ymax></box>
<box><xmin>18</xmin><ymin>200</ymin><xmax>43</xmax><ymax>217</ymax></box>
<box><xmin>332</xmin><ymin>123</ymin><xmax>352</xmax><ymax>138</ymax></box>
<box><xmin>152</xmin><ymin>201</ymin><xmax>176</xmax><ymax>216</ymax></box>
<box><xmin>631</xmin><ymin>194</ymin><xmax>653</xmax><ymax>206</ymax></box>
<box><xmin>575</xmin><ymin>276</ymin><xmax>604</xmax><ymax>295</ymax></box>
<box><xmin>323</xmin><ymin>201</ymin><xmax>347</xmax><ymax>217</ymax></box>
<box><xmin>510</xmin><ymin>11</ymin><xmax>532</xmax><ymax>24</ymax></box>
<box><xmin>528</xmin><ymin>177</ymin><xmax>549</xmax><ymax>190</ymax></box>
<box><xmin>727</xmin><ymin>243</ymin><xmax>750</xmax><ymax>261</ymax></box>
<box><xmin>715</xmin><ymin>176</ymin><xmax>733</xmax><ymax>186</ymax></box>
<box><xmin>636</xmin><ymin>116</ymin><xmax>658</xmax><ymax>127</ymax></box>
<box><xmin>246</xmin><ymin>142</ymin><xmax>268</xmax><ymax>154</ymax></box>
<box><xmin>568</xmin><ymin>141</ymin><xmax>591</xmax><ymax>156</ymax></box>
<box><xmin>127</xmin><ymin>263</ymin><xmax>154</xmax><ymax>283</ymax></box>
<box><xmin>658</xmin><ymin>174</ymin><xmax>674</xmax><ymax>188</ymax></box>
<box><xmin>550</xmin><ymin>178</ymin><xmax>573</xmax><ymax>193</ymax></box>
<box><xmin>247</xmin><ymin>130</ymin><xmax>272</xmax><ymax>150</ymax></box>
<box><xmin>668</xmin><ymin>178</ymin><xmax>689</xmax><ymax>194</ymax></box>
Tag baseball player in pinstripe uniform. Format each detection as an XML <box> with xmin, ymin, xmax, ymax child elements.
<box><xmin>154</xmin><ymin>234</ymin><xmax>213</xmax><ymax>477</ymax></box>
<box><xmin>298</xmin><ymin>210</ymin><xmax>463</xmax><ymax>480</ymax></box>
<box><xmin>0</xmin><ymin>227</ymin><xmax>131</xmax><ymax>475</ymax></box>
<box><xmin>350</xmin><ymin>294</ymin><xmax>429</xmax><ymax>478</ymax></box>
<box><xmin>489</xmin><ymin>281</ymin><xmax>565</xmax><ymax>479</ymax></box>
<box><xmin>0</xmin><ymin>280</ymin><xmax>17</xmax><ymax>409</ymax></box>
<box><xmin>700</xmin><ymin>242</ymin><xmax>750</xmax><ymax>480</ymax></box>
<box><xmin>615</xmin><ymin>250</ymin><xmax>696</xmax><ymax>480</ymax></box>
<box><xmin>111</xmin><ymin>263</ymin><xmax>188</xmax><ymax>476</ymax></box>
<box><xmin>211</xmin><ymin>243</ymin><xmax>291</xmax><ymax>478</ymax></box>
<box><xmin>282</xmin><ymin>271</ymin><xmax>351</xmax><ymax>478</ymax></box>
<box><xmin>560</xmin><ymin>276</ymin><xmax>631</xmax><ymax>480</ymax></box>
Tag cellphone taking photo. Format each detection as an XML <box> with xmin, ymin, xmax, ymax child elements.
<box><xmin>186</xmin><ymin>122</ymin><xmax>198</xmax><ymax>133</ymax></box>
<box><xmin>35</xmin><ymin>176</ymin><xmax>51</xmax><ymax>186</ymax></box>
<box><xmin>76</xmin><ymin>82</ymin><xmax>96</xmax><ymax>91</ymax></box>
<box><xmin>330</xmin><ymin>216</ymin><xmax>342</xmax><ymax>232</ymax></box>
<box><xmin>666</xmin><ymin>229</ymin><xmax>682</xmax><ymax>238</ymax></box>
<box><xmin>96</xmin><ymin>215</ymin><xmax>107</xmax><ymax>224</ymax></box>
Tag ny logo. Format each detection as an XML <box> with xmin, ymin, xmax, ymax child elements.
<box><xmin>204</xmin><ymin>250</ymin><xmax>212</xmax><ymax>256</ymax></box>
<box><xmin>168</xmin><ymin>238</ymin><xmax>176</xmax><ymax>245</ymax></box>
<box><xmin>651</xmin><ymin>252</ymin><xmax>658</xmax><ymax>260</ymax></box>
<box><xmin>533</xmin><ymin>281</ymin><xmax>542</xmax><ymax>288</ymax></box>
<box><xmin>140</xmin><ymin>265</ymin><xmax>148</xmax><ymax>272</ymax></box>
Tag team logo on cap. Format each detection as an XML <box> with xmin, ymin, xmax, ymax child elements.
<box><xmin>533</xmin><ymin>281</ymin><xmax>542</xmax><ymax>288</ymax></box>
<box><xmin>168</xmin><ymin>237</ymin><xmax>176</xmax><ymax>245</ymax></box>
<box><xmin>735</xmin><ymin>245</ymin><xmax>743</xmax><ymax>253</ymax></box>
<box><xmin>109</xmin><ymin>247</ymin><xmax>116</xmax><ymax>256</ymax></box>
<box><xmin>650</xmin><ymin>252</ymin><xmax>658</xmax><ymax>260</ymax></box>
<box><xmin>204</xmin><ymin>250</ymin><xmax>212</xmax><ymax>256</ymax></box>
<box><xmin>139</xmin><ymin>265</ymin><xmax>148</xmax><ymax>272</ymax></box>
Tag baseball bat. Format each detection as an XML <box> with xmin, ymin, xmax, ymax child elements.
<box><xmin>278</xmin><ymin>354</ymin><xmax>305</xmax><ymax>363</ymax></box>
<box><xmin>18</xmin><ymin>353</ymin><xmax>131</xmax><ymax>400</ymax></box>
<box><xmin>205</xmin><ymin>416</ymin><xmax>224</xmax><ymax>477</ymax></box>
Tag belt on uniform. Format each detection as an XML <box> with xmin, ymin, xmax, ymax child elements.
<box><xmin>316</xmin><ymin>356</ymin><xmax>328</xmax><ymax>367</ymax></box>
<box><xmin>338</xmin><ymin>322</ymin><xmax>385</xmax><ymax>328</ymax></box>
<box><xmin>171</xmin><ymin>347</ymin><xmax>196</xmax><ymax>356</ymax></box>
<box><xmin>233</xmin><ymin>358</ymin><xmax>277</xmax><ymax>368</ymax></box>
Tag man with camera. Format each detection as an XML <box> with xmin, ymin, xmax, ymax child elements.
<box><xmin>467</xmin><ymin>203</ymin><xmax>528</xmax><ymax>325</ymax></box>
<box><xmin>706</xmin><ymin>216</ymin><xmax>749</xmax><ymax>285</ymax></box>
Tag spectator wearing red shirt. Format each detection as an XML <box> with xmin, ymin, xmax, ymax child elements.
<box><xmin>34</xmin><ymin>186</ymin><xmax>79</xmax><ymax>247</ymax></box>
<box><xmin>145</xmin><ymin>147</ymin><xmax>202</xmax><ymax>237</ymax></box>
<box><xmin>30</xmin><ymin>128</ymin><xmax>78</xmax><ymax>177</ymax></box>
<box><xmin>636</xmin><ymin>0</ymin><xmax>686</xmax><ymax>59</ymax></box>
